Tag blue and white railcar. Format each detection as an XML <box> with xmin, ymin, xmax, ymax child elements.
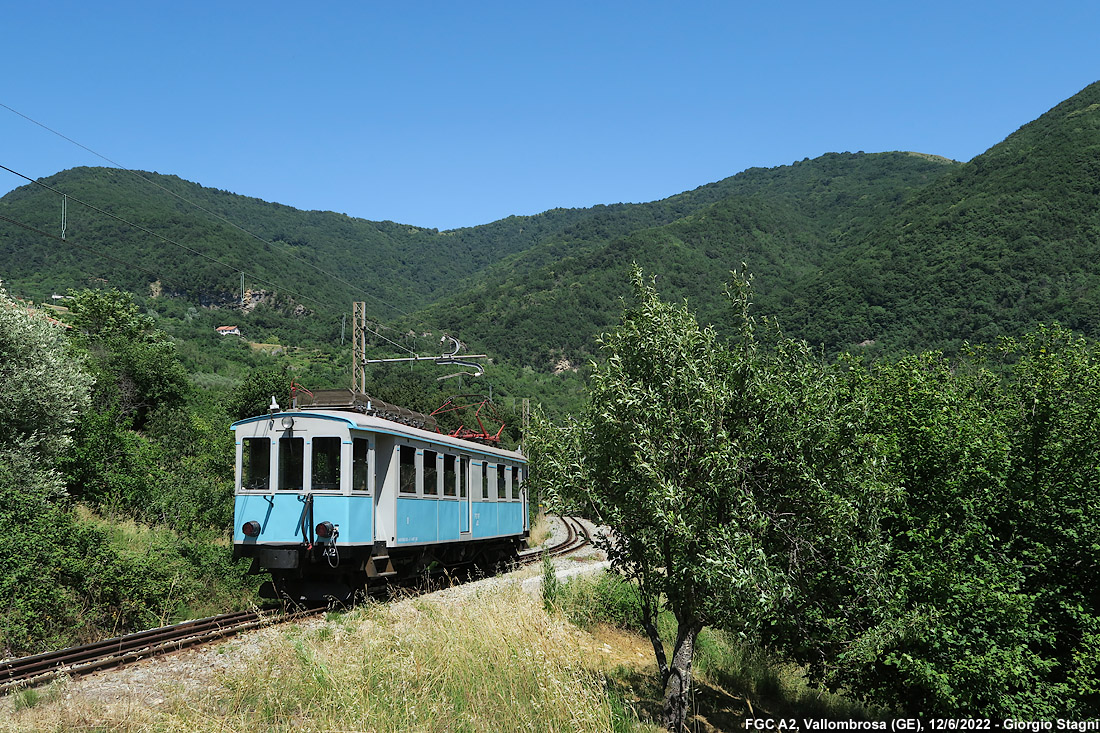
<box><xmin>231</xmin><ymin>406</ymin><xmax>528</xmax><ymax>601</ymax></box>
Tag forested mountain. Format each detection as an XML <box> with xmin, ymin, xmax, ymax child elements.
<box><xmin>0</xmin><ymin>149</ymin><xmax>954</xmax><ymax>369</ymax></box>
<box><xmin>0</xmin><ymin>149</ymin><xmax>952</xmax><ymax>324</ymax></box>
<box><xmin>419</xmin><ymin>81</ymin><xmax>1100</xmax><ymax>366</ymax></box>
<box><xmin>782</xmin><ymin>81</ymin><xmax>1100</xmax><ymax>354</ymax></box>
<box><xmin>416</xmin><ymin>151</ymin><xmax>958</xmax><ymax>368</ymax></box>
<box><xmin>0</xmin><ymin>167</ymin><xmax>508</xmax><ymax>316</ymax></box>
<box><xmin>3</xmin><ymin>80</ymin><xmax>1100</xmax><ymax>380</ymax></box>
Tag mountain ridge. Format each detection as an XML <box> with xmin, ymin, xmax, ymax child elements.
<box><xmin>6</xmin><ymin>81</ymin><xmax>1099</xmax><ymax>380</ymax></box>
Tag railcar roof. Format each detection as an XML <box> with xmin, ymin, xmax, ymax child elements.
<box><xmin>231</xmin><ymin>409</ymin><xmax>525</xmax><ymax>461</ymax></box>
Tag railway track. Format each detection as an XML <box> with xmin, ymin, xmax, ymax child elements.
<box><xmin>0</xmin><ymin>516</ymin><xmax>594</xmax><ymax>694</ymax></box>
<box><xmin>518</xmin><ymin>514</ymin><xmax>591</xmax><ymax>561</ymax></box>
<box><xmin>0</xmin><ymin>608</ymin><xmax>315</xmax><ymax>694</ymax></box>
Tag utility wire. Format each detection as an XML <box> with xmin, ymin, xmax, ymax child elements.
<box><xmin>0</xmin><ymin>103</ymin><xmax>427</xmax><ymax>356</ymax></box>
<box><xmin>0</xmin><ymin>101</ymin><xmax>412</xmax><ymax>320</ymax></box>
<box><xmin>0</xmin><ymin>168</ymin><xmax>415</xmax><ymax>356</ymax></box>
<box><xmin>1</xmin><ymin>162</ymin><xmax>332</xmax><ymax>310</ymax></box>
<box><xmin>0</xmin><ymin>212</ymin><xmax>176</xmax><ymax>287</ymax></box>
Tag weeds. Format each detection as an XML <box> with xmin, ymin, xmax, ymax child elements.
<box><xmin>528</xmin><ymin>511</ymin><xmax>552</xmax><ymax>547</ymax></box>
<box><xmin>4</xmin><ymin>585</ymin><xmax>647</xmax><ymax>732</ymax></box>
<box><xmin>541</xmin><ymin>552</ymin><xmax>562</xmax><ymax>612</ymax></box>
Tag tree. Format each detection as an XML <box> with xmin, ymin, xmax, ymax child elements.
<box><xmin>822</xmin><ymin>331</ymin><xmax>1100</xmax><ymax>717</ymax></box>
<box><xmin>226</xmin><ymin>366</ymin><xmax>294</xmax><ymax>420</ymax></box>
<box><xmin>0</xmin><ymin>284</ymin><xmax>91</xmax><ymax>495</ymax></box>
<box><xmin>0</xmin><ymin>284</ymin><xmax>96</xmax><ymax>654</ymax></box>
<box><xmin>66</xmin><ymin>287</ymin><xmax>190</xmax><ymax>429</ymax></box>
<box><xmin>62</xmin><ymin>288</ymin><xmax>191</xmax><ymax>511</ymax></box>
<box><xmin>529</xmin><ymin>269</ymin><xmax>886</xmax><ymax>731</ymax></box>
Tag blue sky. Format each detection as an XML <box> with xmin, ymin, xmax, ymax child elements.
<box><xmin>2</xmin><ymin>2</ymin><xmax>1098</xmax><ymax>230</ymax></box>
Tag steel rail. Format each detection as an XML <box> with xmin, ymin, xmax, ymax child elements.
<box><xmin>0</xmin><ymin>607</ymin><xmax>318</xmax><ymax>693</ymax></box>
<box><xmin>518</xmin><ymin>515</ymin><xmax>591</xmax><ymax>562</ymax></box>
<box><xmin>1</xmin><ymin>515</ymin><xmax>593</xmax><ymax>694</ymax></box>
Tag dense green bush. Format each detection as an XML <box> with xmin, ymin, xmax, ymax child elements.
<box><xmin>557</xmin><ymin>572</ymin><xmax>645</xmax><ymax>633</ymax></box>
<box><xmin>810</xmin><ymin>328</ymin><xmax>1100</xmax><ymax>717</ymax></box>
<box><xmin>0</xmin><ymin>286</ymin><xmax>255</xmax><ymax>657</ymax></box>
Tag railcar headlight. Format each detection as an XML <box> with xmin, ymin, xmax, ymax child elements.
<box><xmin>280</xmin><ymin>416</ymin><xmax>295</xmax><ymax>430</ymax></box>
<box><xmin>315</xmin><ymin>521</ymin><xmax>335</xmax><ymax>539</ymax></box>
<box><xmin>242</xmin><ymin>520</ymin><xmax>261</xmax><ymax>537</ymax></box>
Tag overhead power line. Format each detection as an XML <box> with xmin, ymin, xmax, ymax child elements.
<box><xmin>0</xmin><ymin>101</ymin><xmax>412</xmax><ymax>320</ymax></box>
<box><xmin>0</xmin><ymin>203</ymin><xmax>418</xmax><ymax>354</ymax></box>
<box><xmin>0</xmin><ymin>212</ymin><xmax>176</xmax><ymax>286</ymax></box>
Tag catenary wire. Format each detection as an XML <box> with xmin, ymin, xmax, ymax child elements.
<box><xmin>0</xmin><ymin>195</ymin><xmax>414</xmax><ymax>357</ymax></box>
<box><xmin>0</xmin><ymin>101</ymin><xmax>413</xmax><ymax>320</ymax></box>
<box><xmin>0</xmin><ymin>212</ymin><xmax>176</xmax><ymax>287</ymax></box>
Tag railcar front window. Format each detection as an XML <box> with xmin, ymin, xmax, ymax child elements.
<box><xmin>400</xmin><ymin>445</ymin><xmax>416</xmax><ymax>494</ymax></box>
<box><xmin>497</xmin><ymin>464</ymin><xmax>506</xmax><ymax>499</ymax></box>
<box><xmin>353</xmin><ymin>438</ymin><xmax>369</xmax><ymax>491</ymax></box>
<box><xmin>312</xmin><ymin>437</ymin><xmax>341</xmax><ymax>490</ymax></box>
<box><xmin>241</xmin><ymin>438</ymin><xmax>270</xmax><ymax>490</ymax></box>
<box><xmin>278</xmin><ymin>437</ymin><xmax>304</xmax><ymax>490</ymax></box>
<box><xmin>443</xmin><ymin>454</ymin><xmax>457</xmax><ymax>496</ymax></box>
<box><xmin>512</xmin><ymin>465</ymin><xmax>521</xmax><ymax>501</ymax></box>
<box><xmin>424</xmin><ymin>450</ymin><xmax>438</xmax><ymax>495</ymax></box>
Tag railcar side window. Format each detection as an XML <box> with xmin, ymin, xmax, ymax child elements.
<box><xmin>352</xmin><ymin>438</ymin><xmax>369</xmax><ymax>491</ymax></box>
<box><xmin>399</xmin><ymin>445</ymin><xmax>416</xmax><ymax>494</ymax></box>
<box><xmin>481</xmin><ymin>462</ymin><xmax>489</xmax><ymax>499</ymax></box>
<box><xmin>497</xmin><ymin>463</ymin><xmax>506</xmax><ymax>499</ymax></box>
<box><xmin>241</xmin><ymin>438</ymin><xmax>270</xmax><ymax>490</ymax></box>
<box><xmin>443</xmin><ymin>454</ymin><xmax>457</xmax><ymax>496</ymax></box>
<box><xmin>424</xmin><ymin>450</ymin><xmax>438</xmax><ymax>495</ymax></box>
<box><xmin>460</xmin><ymin>456</ymin><xmax>469</xmax><ymax>498</ymax></box>
<box><xmin>312</xmin><ymin>437</ymin><xmax>341</xmax><ymax>490</ymax></box>
<box><xmin>512</xmin><ymin>465</ymin><xmax>521</xmax><ymax>501</ymax></box>
<box><xmin>278</xmin><ymin>437</ymin><xmax>304</xmax><ymax>490</ymax></box>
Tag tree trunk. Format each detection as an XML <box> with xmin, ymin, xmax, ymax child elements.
<box><xmin>663</xmin><ymin>621</ymin><xmax>701</xmax><ymax>732</ymax></box>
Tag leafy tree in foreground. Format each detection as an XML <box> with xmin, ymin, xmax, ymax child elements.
<box><xmin>530</xmin><ymin>269</ymin><xmax>887</xmax><ymax>731</ymax></box>
<box><xmin>0</xmin><ymin>284</ymin><xmax>91</xmax><ymax>485</ymax></box>
<box><xmin>0</xmin><ymin>284</ymin><xmax>94</xmax><ymax>653</ymax></box>
<box><xmin>823</xmin><ymin>329</ymin><xmax>1100</xmax><ymax>717</ymax></box>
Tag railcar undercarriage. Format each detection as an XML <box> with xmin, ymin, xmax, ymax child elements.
<box><xmin>240</xmin><ymin>537</ymin><xmax>525</xmax><ymax>603</ymax></box>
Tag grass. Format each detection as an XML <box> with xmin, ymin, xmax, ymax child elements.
<box><xmin>9</xmin><ymin>683</ymin><xmax>60</xmax><ymax>713</ymax></box>
<box><xmin>528</xmin><ymin>511</ymin><xmax>552</xmax><ymax>547</ymax></box>
<box><xmin>552</xmin><ymin>573</ymin><xmax>889</xmax><ymax>728</ymax></box>
<box><xmin>4</xmin><ymin>585</ymin><xmax>653</xmax><ymax>733</ymax></box>
<box><xmin>2</xmin><ymin>571</ymin><xmax>883</xmax><ymax>732</ymax></box>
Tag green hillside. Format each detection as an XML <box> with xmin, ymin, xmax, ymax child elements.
<box><xmin>782</xmin><ymin>81</ymin><xmax>1100</xmax><ymax>354</ymax></box>
<box><xmin>5</xmin><ymin>80</ymin><xmax>1100</xmax><ymax>385</ymax></box>
<box><xmin>0</xmin><ymin>149</ymin><xmax>953</xmax><ymax>375</ymax></box>
<box><xmin>416</xmin><ymin>151</ymin><xmax>959</xmax><ymax>368</ymax></box>
<box><xmin>418</xmin><ymin>81</ymin><xmax>1100</xmax><ymax>366</ymax></box>
<box><xmin>1</xmin><ymin>167</ymin><xmax>471</xmax><ymax>316</ymax></box>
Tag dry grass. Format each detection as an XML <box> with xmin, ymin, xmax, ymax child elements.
<box><xmin>528</xmin><ymin>511</ymin><xmax>552</xmax><ymax>548</ymax></box>
<box><xmin>2</xmin><ymin>570</ymin><xmax>876</xmax><ymax>732</ymax></box>
<box><xmin>4</xmin><ymin>585</ymin><xmax>651</xmax><ymax>733</ymax></box>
